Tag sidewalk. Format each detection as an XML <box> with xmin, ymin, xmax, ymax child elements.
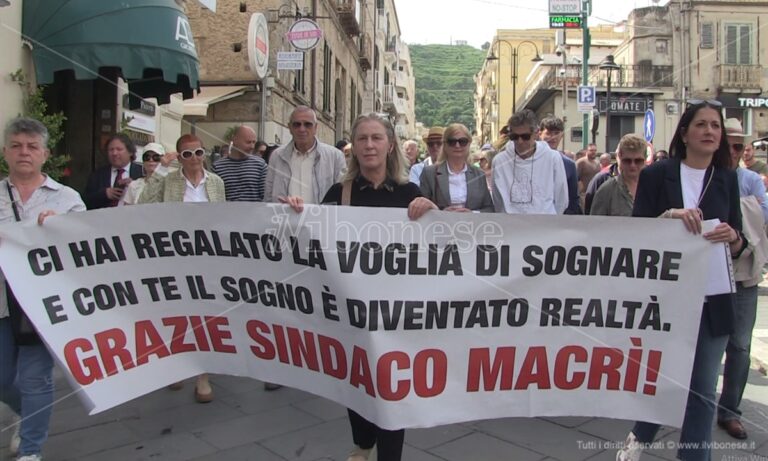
<box><xmin>1</xmin><ymin>300</ymin><xmax>767</xmax><ymax>461</ymax></box>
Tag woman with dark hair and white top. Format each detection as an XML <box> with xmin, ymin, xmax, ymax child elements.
<box><xmin>617</xmin><ymin>100</ymin><xmax>745</xmax><ymax>461</ymax></box>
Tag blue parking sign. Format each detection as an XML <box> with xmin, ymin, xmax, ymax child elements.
<box><xmin>577</xmin><ymin>86</ymin><xmax>595</xmax><ymax>112</ymax></box>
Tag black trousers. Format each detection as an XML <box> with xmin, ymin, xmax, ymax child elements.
<box><xmin>348</xmin><ymin>409</ymin><xmax>405</xmax><ymax>461</ymax></box>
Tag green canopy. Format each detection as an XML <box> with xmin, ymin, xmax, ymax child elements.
<box><xmin>23</xmin><ymin>0</ymin><xmax>200</xmax><ymax>105</ymax></box>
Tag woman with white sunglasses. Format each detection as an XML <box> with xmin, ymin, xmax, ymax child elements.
<box><xmin>138</xmin><ymin>134</ymin><xmax>225</xmax><ymax>403</ymax></box>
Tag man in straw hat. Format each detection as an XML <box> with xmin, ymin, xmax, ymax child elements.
<box><xmin>716</xmin><ymin>118</ymin><xmax>768</xmax><ymax>440</ymax></box>
<box><xmin>409</xmin><ymin>126</ymin><xmax>444</xmax><ymax>186</ymax></box>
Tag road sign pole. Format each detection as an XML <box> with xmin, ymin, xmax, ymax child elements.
<box><xmin>581</xmin><ymin>0</ymin><xmax>590</xmax><ymax>149</ymax></box>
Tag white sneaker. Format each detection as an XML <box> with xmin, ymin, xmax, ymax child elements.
<box><xmin>616</xmin><ymin>432</ymin><xmax>643</xmax><ymax>461</ymax></box>
<box><xmin>9</xmin><ymin>417</ymin><xmax>20</xmax><ymax>456</ymax></box>
<box><xmin>16</xmin><ymin>455</ymin><xmax>42</xmax><ymax>461</ymax></box>
<box><xmin>346</xmin><ymin>445</ymin><xmax>371</xmax><ymax>461</ymax></box>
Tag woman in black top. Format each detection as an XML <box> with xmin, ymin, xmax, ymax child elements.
<box><xmin>280</xmin><ymin>113</ymin><xmax>435</xmax><ymax>461</ymax></box>
<box><xmin>327</xmin><ymin>114</ymin><xmax>434</xmax><ymax>461</ymax></box>
<box><xmin>617</xmin><ymin>100</ymin><xmax>744</xmax><ymax>461</ymax></box>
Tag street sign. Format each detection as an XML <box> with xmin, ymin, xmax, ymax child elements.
<box><xmin>549</xmin><ymin>0</ymin><xmax>581</xmax><ymax>14</ymax></box>
<box><xmin>550</xmin><ymin>15</ymin><xmax>583</xmax><ymax>29</ymax></box>
<box><xmin>247</xmin><ymin>13</ymin><xmax>269</xmax><ymax>79</ymax></box>
<box><xmin>286</xmin><ymin>18</ymin><xmax>323</xmax><ymax>51</ymax></box>
<box><xmin>277</xmin><ymin>52</ymin><xmax>304</xmax><ymax>61</ymax></box>
<box><xmin>644</xmin><ymin>109</ymin><xmax>656</xmax><ymax>142</ymax></box>
<box><xmin>277</xmin><ymin>60</ymin><xmax>304</xmax><ymax>70</ymax></box>
<box><xmin>577</xmin><ymin>85</ymin><xmax>596</xmax><ymax>112</ymax></box>
<box><xmin>277</xmin><ymin>51</ymin><xmax>304</xmax><ymax>71</ymax></box>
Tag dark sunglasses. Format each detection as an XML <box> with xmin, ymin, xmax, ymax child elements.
<box><xmin>142</xmin><ymin>153</ymin><xmax>162</xmax><ymax>162</ymax></box>
<box><xmin>509</xmin><ymin>132</ymin><xmax>533</xmax><ymax>141</ymax></box>
<box><xmin>620</xmin><ymin>158</ymin><xmax>645</xmax><ymax>165</ymax></box>
<box><xmin>686</xmin><ymin>99</ymin><xmax>723</xmax><ymax>108</ymax></box>
<box><xmin>446</xmin><ymin>138</ymin><xmax>470</xmax><ymax>147</ymax></box>
<box><xmin>427</xmin><ymin>141</ymin><xmax>443</xmax><ymax>148</ymax></box>
<box><xmin>730</xmin><ymin>143</ymin><xmax>745</xmax><ymax>152</ymax></box>
<box><xmin>180</xmin><ymin>148</ymin><xmax>206</xmax><ymax>159</ymax></box>
<box><xmin>291</xmin><ymin>121</ymin><xmax>315</xmax><ymax>129</ymax></box>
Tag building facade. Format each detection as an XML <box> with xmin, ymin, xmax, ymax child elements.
<box><xmin>184</xmin><ymin>0</ymin><xmax>416</xmax><ymax>151</ymax></box>
<box><xmin>478</xmin><ymin>1</ymin><xmax>768</xmax><ymax>154</ymax></box>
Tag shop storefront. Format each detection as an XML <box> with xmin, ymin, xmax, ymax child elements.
<box><xmin>22</xmin><ymin>0</ymin><xmax>200</xmax><ymax>191</ymax></box>
<box><xmin>596</xmin><ymin>93</ymin><xmax>654</xmax><ymax>152</ymax></box>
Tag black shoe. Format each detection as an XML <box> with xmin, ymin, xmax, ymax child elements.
<box><xmin>264</xmin><ymin>382</ymin><xmax>283</xmax><ymax>391</ymax></box>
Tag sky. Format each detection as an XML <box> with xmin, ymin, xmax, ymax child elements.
<box><xmin>392</xmin><ymin>0</ymin><xmax>669</xmax><ymax>49</ymax></box>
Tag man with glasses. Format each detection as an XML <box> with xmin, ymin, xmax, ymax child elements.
<box><xmin>409</xmin><ymin>127</ymin><xmax>444</xmax><ymax>186</ymax></box>
<box><xmin>491</xmin><ymin>110</ymin><xmax>568</xmax><ymax>214</ymax></box>
<box><xmin>213</xmin><ymin>125</ymin><xmax>267</xmax><ymax>202</ymax></box>
<box><xmin>589</xmin><ymin>134</ymin><xmax>647</xmax><ymax>217</ymax></box>
<box><xmin>716</xmin><ymin>118</ymin><xmax>768</xmax><ymax>440</ymax></box>
<box><xmin>265</xmin><ymin>106</ymin><xmax>346</xmax><ymax>204</ymax></box>
<box><xmin>539</xmin><ymin>116</ymin><xmax>581</xmax><ymax>214</ymax></box>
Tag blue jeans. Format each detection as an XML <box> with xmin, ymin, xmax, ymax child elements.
<box><xmin>632</xmin><ymin>313</ymin><xmax>728</xmax><ymax>461</ymax></box>
<box><xmin>718</xmin><ymin>283</ymin><xmax>758</xmax><ymax>422</ymax></box>
<box><xmin>0</xmin><ymin>317</ymin><xmax>54</xmax><ymax>456</ymax></box>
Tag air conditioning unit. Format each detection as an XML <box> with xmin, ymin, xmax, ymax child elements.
<box><xmin>666</xmin><ymin>102</ymin><xmax>679</xmax><ymax>115</ymax></box>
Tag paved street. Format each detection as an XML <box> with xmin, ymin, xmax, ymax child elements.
<box><xmin>1</xmin><ymin>300</ymin><xmax>768</xmax><ymax>461</ymax></box>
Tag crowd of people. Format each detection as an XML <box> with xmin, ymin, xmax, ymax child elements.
<box><xmin>1</xmin><ymin>100</ymin><xmax>766</xmax><ymax>461</ymax></box>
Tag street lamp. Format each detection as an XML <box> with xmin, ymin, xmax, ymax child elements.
<box><xmin>599</xmin><ymin>55</ymin><xmax>620</xmax><ymax>153</ymax></box>
<box><xmin>486</xmin><ymin>39</ymin><xmax>543</xmax><ymax>123</ymax></box>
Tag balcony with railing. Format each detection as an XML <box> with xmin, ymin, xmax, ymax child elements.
<box><xmin>358</xmin><ymin>33</ymin><xmax>372</xmax><ymax>71</ymax></box>
<box><xmin>716</xmin><ymin>65</ymin><xmax>762</xmax><ymax>90</ymax></box>
<box><xmin>382</xmin><ymin>84</ymin><xmax>407</xmax><ymax>115</ymax></box>
<box><xmin>384</xmin><ymin>36</ymin><xmax>397</xmax><ymax>63</ymax></box>
<box><xmin>330</xmin><ymin>0</ymin><xmax>360</xmax><ymax>36</ymax></box>
<box><xmin>519</xmin><ymin>63</ymin><xmax>674</xmax><ymax>111</ymax></box>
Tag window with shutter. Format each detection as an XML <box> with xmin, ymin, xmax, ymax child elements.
<box><xmin>724</xmin><ymin>23</ymin><xmax>753</xmax><ymax>65</ymax></box>
<box><xmin>700</xmin><ymin>23</ymin><xmax>714</xmax><ymax>49</ymax></box>
<box><xmin>739</xmin><ymin>25</ymin><xmax>752</xmax><ymax>64</ymax></box>
<box><xmin>726</xmin><ymin>25</ymin><xmax>738</xmax><ymax>64</ymax></box>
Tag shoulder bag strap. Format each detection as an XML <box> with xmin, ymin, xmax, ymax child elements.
<box><xmin>6</xmin><ymin>182</ymin><xmax>21</xmax><ymax>222</ymax></box>
<box><xmin>341</xmin><ymin>180</ymin><xmax>353</xmax><ymax>206</ymax></box>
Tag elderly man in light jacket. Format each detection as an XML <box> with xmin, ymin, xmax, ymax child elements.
<box><xmin>265</xmin><ymin>106</ymin><xmax>346</xmax><ymax>204</ymax></box>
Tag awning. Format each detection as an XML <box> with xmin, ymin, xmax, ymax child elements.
<box><xmin>22</xmin><ymin>0</ymin><xmax>200</xmax><ymax>106</ymax></box>
<box><xmin>182</xmin><ymin>86</ymin><xmax>250</xmax><ymax>117</ymax></box>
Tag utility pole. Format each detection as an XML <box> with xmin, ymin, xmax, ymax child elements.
<box><xmin>581</xmin><ymin>0</ymin><xmax>591</xmax><ymax>150</ymax></box>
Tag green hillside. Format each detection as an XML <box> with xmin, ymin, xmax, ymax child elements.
<box><xmin>408</xmin><ymin>44</ymin><xmax>486</xmax><ymax>132</ymax></box>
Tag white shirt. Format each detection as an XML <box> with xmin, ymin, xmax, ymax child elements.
<box><xmin>447</xmin><ymin>163</ymin><xmax>468</xmax><ymax>206</ymax></box>
<box><xmin>183</xmin><ymin>170</ymin><xmax>210</xmax><ymax>203</ymax></box>
<box><xmin>409</xmin><ymin>157</ymin><xmax>435</xmax><ymax>186</ymax></box>
<box><xmin>680</xmin><ymin>163</ymin><xmax>707</xmax><ymax>209</ymax></box>
<box><xmin>0</xmin><ymin>176</ymin><xmax>86</xmax><ymax>318</ymax></box>
<box><xmin>110</xmin><ymin>163</ymin><xmax>131</xmax><ymax>186</ymax></box>
<box><xmin>288</xmin><ymin>143</ymin><xmax>317</xmax><ymax>203</ymax></box>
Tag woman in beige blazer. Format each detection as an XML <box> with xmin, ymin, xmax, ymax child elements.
<box><xmin>138</xmin><ymin>134</ymin><xmax>225</xmax><ymax>403</ymax></box>
<box><xmin>419</xmin><ymin>123</ymin><xmax>493</xmax><ymax>212</ymax></box>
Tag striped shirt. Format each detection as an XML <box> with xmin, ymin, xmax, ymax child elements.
<box><xmin>213</xmin><ymin>155</ymin><xmax>267</xmax><ymax>202</ymax></box>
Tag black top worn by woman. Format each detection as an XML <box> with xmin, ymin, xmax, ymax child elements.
<box><xmin>322</xmin><ymin>175</ymin><xmax>421</xmax><ymax>207</ymax></box>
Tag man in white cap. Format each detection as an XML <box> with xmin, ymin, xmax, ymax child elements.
<box><xmin>716</xmin><ymin>118</ymin><xmax>768</xmax><ymax>440</ymax></box>
<box><xmin>409</xmin><ymin>126</ymin><xmax>444</xmax><ymax>186</ymax></box>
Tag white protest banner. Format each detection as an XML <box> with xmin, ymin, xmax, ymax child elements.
<box><xmin>0</xmin><ymin>203</ymin><xmax>712</xmax><ymax>429</ymax></box>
